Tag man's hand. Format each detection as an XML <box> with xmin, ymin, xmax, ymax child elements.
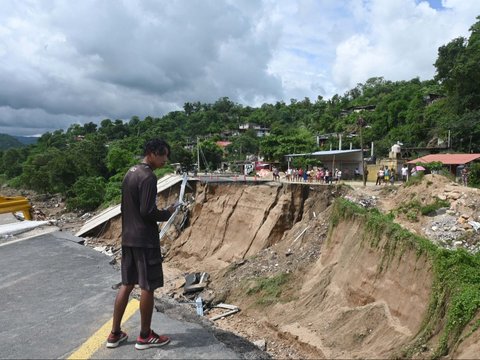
<box><xmin>167</xmin><ymin>201</ymin><xmax>182</xmax><ymax>214</ymax></box>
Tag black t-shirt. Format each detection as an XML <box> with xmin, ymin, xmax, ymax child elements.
<box><xmin>121</xmin><ymin>163</ymin><xmax>171</xmax><ymax>248</ymax></box>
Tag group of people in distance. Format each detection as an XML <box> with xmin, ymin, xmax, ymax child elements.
<box><xmin>375</xmin><ymin>164</ymin><xmax>410</xmax><ymax>185</ymax></box>
<box><xmin>284</xmin><ymin>167</ymin><xmax>343</xmax><ymax>183</ymax></box>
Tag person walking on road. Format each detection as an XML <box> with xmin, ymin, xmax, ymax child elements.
<box><xmin>107</xmin><ymin>138</ymin><xmax>175</xmax><ymax>350</ymax></box>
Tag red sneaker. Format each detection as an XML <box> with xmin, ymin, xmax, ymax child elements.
<box><xmin>106</xmin><ymin>330</ymin><xmax>128</xmax><ymax>348</ymax></box>
<box><xmin>135</xmin><ymin>330</ymin><xmax>170</xmax><ymax>350</ymax></box>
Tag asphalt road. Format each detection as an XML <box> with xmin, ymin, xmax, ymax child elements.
<box><xmin>0</xmin><ymin>230</ymin><xmax>268</xmax><ymax>359</ymax></box>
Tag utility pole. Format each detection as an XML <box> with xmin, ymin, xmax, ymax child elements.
<box><xmin>357</xmin><ymin>117</ymin><xmax>367</xmax><ymax>187</ymax></box>
<box><xmin>197</xmin><ymin>136</ymin><xmax>201</xmax><ymax>172</ymax></box>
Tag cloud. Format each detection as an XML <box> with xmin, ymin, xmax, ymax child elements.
<box><xmin>331</xmin><ymin>0</ymin><xmax>480</xmax><ymax>92</ymax></box>
<box><xmin>0</xmin><ymin>0</ymin><xmax>479</xmax><ymax>135</ymax></box>
<box><xmin>0</xmin><ymin>0</ymin><xmax>282</xmax><ymax>135</ymax></box>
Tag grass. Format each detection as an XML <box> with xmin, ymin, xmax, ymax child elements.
<box><xmin>392</xmin><ymin>198</ymin><xmax>450</xmax><ymax>222</ymax></box>
<box><xmin>246</xmin><ymin>273</ymin><xmax>292</xmax><ymax>306</ymax></box>
<box><xmin>420</xmin><ymin>198</ymin><xmax>450</xmax><ymax>216</ymax></box>
<box><xmin>405</xmin><ymin>172</ymin><xmax>425</xmax><ymax>187</ymax></box>
<box><xmin>331</xmin><ymin>198</ymin><xmax>480</xmax><ymax>358</ymax></box>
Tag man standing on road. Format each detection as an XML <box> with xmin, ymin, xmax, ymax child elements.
<box><xmin>106</xmin><ymin>138</ymin><xmax>175</xmax><ymax>350</ymax></box>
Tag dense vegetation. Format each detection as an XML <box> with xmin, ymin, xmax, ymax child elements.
<box><xmin>0</xmin><ymin>17</ymin><xmax>479</xmax><ymax>211</ymax></box>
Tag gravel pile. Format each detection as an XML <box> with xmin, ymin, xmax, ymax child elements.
<box><xmin>424</xmin><ymin>212</ymin><xmax>480</xmax><ymax>253</ymax></box>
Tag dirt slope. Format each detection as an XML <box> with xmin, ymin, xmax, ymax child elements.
<box><xmin>157</xmin><ymin>177</ymin><xmax>480</xmax><ymax>359</ymax></box>
<box><xmin>167</xmin><ymin>183</ymin><xmax>306</xmax><ymax>269</ymax></box>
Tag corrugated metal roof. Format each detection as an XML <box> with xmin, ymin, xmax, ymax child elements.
<box><xmin>407</xmin><ymin>154</ymin><xmax>480</xmax><ymax>165</ymax></box>
<box><xmin>311</xmin><ymin>149</ymin><xmax>362</xmax><ymax>156</ymax></box>
<box><xmin>75</xmin><ymin>173</ymin><xmax>185</xmax><ymax>237</ymax></box>
<box><xmin>286</xmin><ymin>149</ymin><xmax>362</xmax><ymax>157</ymax></box>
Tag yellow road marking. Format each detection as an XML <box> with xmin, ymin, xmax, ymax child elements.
<box><xmin>67</xmin><ymin>298</ymin><xmax>139</xmax><ymax>360</ymax></box>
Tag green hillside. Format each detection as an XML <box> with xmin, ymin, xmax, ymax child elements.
<box><xmin>0</xmin><ymin>134</ymin><xmax>24</xmax><ymax>150</ymax></box>
<box><xmin>14</xmin><ymin>136</ymin><xmax>38</xmax><ymax>146</ymax></box>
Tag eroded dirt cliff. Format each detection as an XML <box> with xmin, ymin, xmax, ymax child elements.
<box><xmin>159</xmin><ymin>179</ymin><xmax>480</xmax><ymax>359</ymax></box>
<box><xmin>80</xmin><ymin>176</ymin><xmax>480</xmax><ymax>359</ymax></box>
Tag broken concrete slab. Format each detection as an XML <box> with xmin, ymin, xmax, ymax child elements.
<box><xmin>184</xmin><ymin>272</ymin><xmax>210</xmax><ymax>294</ymax></box>
<box><xmin>0</xmin><ymin>220</ymin><xmax>50</xmax><ymax>237</ymax></box>
<box><xmin>75</xmin><ymin>174</ymin><xmax>188</xmax><ymax>237</ymax></box>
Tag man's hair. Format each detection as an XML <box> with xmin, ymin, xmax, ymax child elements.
<box><xmin>143</xmin><ymin>138</ymin><xmax>171</xmax><ymax>158</ymax></box>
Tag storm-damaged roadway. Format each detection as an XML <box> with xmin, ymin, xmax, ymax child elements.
<box><xmin>0</xmin><ymin>230</ymin><xmax>269</xmax><ymax>359</ymax></box>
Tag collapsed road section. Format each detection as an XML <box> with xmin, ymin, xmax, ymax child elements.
<box><xmin>77</xmin><ymin>174</ymin><xmax>480</xmax><ymax>359</ymax></box>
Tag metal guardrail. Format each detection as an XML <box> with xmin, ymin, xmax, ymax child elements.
<box><xmin>0</xmin><ymin>196</ymin><xmax>32</xmax><ymax>220</ymax></box>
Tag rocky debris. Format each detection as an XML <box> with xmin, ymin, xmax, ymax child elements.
<box><xmin>425</xmin><ymin>214</ymin><xmax>463</xmax><ymax>244</ymax></box>
<box><xmin>343</xmin><ymin>194</ymin><xmax>377</xmax><ymax>208</ymax></box>
<box><xmin>92</xmin><ymin>245</ymin><xmax>115</xmax><ymax>257</ymax></box>
<box><xmin>183</xmin><ymin>272</ymin><xmax>210</xmax><ymax>294</ymax></box>
<box><xmin>253</xmin><ymin>339</ymin><xmax>267</xmax><ymax>351</ymax></box>
<box><xmin>423</xmin><ymin>202</ymin><xmax>480</xmax><ymax>253</ymax></box>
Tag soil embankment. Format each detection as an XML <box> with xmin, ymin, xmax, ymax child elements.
<box><xmin>161</xmin><ymin>179</ymin><xmax>480</xmax><ymax>359</ymax></box>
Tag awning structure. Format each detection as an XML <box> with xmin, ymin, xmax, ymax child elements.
<box><xmin>285</xmin><ymin>149</ymin><xmax>363</xmax><ymax>171</ymax></box>
<box><xmin>285</xmin><ymin>149</ymin><xmax>363</xmax><ymax>162</ymax></box>
<box><xmin>407</xmin><ymin>154</ymin><xmax>480</xmax><ymax>165</ymax></box>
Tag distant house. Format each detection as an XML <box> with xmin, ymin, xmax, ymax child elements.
<box><xmin>238</xmin><ymin>123</ymin><xmax>270</xmax><ymax>137</ymax></box>
<box><xmin>340</xmin><ymin>105</ymin><xmax>376</xmax><ymax>117</ymax></box>
<box><xmin>220</xmin><ymin>129</ymin><xmax>239</xmax><ymax>138</ymax></box>
<box><xmin>407</xmin><ymin>153</ymin><xmax>480</xmax><ymax>175</ymax></box>
<box><xmin>215</xmin><ymin>141</ymin><xmax>232</xmax><ymax>148</ymax></box>
<box><xmin>423</xmin><ymin>93</ymin><xmax>445</xmax><ymax>105</ymax></box>
<box><xmin>315</xmin><ymin>132</ymin><xmax>358</xmax><ymax>148</ymax></box>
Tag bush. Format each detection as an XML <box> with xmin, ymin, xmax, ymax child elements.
<box><xmin>102</xmin><ymin>173</ymin><xmax>123</xmax><ymax>207</ymax></box>
<box><xmin>420</xmin><ymin>198</ymin><xmax>450</xmax><ymax>216</ymax></box>
<box><xmin>7</xmin><ymin>176</ymin><xmax>23</xmax><ymax>189</ymax></box>
<box><xmin>396</xmin><ymin>198</ymin><xmax>450</xmax><ymax>220</ymax></box>
<box><xmin>405</xmin><ymin>172</ymin><xmax>424</xmax><ymax>187</ymax></box>
<box><xmin>67</xmin><ymin>176</ymin><xmax>106</xmax><ymax>211</ymax></box>
<box><xmin>155</xmin><ymin>166</ymin><xmax>175</xmax><ymax>178</ymax></box>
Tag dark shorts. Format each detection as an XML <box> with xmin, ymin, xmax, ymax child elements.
<box><xmin>121</xmin><ymin>246</ymin><xmax>164</xmax><ymax>291</ymax></box>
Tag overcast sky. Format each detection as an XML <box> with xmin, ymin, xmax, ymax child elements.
<box><xmin>1</xmin><ymin>0</ymin><xmax>479</xmax><ymax>136</ymax></box>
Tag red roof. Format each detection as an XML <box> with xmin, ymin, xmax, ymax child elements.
<box><xmin>216</xmin><ymin>141</ymin><xmax>232</xmax><ymax>148</ymax></box>
<box><xmin>407</xmin><ymin>154</ymin><xmax>480</xmax><ymax>165</ymax></box>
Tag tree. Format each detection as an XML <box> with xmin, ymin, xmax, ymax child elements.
<box><xmin>106</xmin><ymin>144</ymin><xmax>135</xmax><ymax>174</ymax></box>
<box><xmin>260</xmin><ymin>127</ymin><xmax>316</xmax><ymax>164</ymax></box>
<box><xmin>83</xmin><ymin>122</ymin><xmax>98</xmax><ymax>134</ymax></box>
<box><xmin>2</xmin><ymin>148</ymin><xmax>25</xmax><ymax>179</ymax></box>
<box><xmin>198</xmin><ymin>140</ymin><xmax>223</xmax><ymax>171</ymax></box>
<box><xmin>21</xmin><ymin>149</ymin><xmax>59</xmax><ymax>193</ymax></box>
<box><xmin>468</xmin><ymin>163</ymin><xmax>480</xmax><ymax>188</ymax></box>
<box><xmin>450</xmin><ymin>110</ymin><xmax>480</xmax><ymax>152</ymax></box>
<box><xmin>169</xmin><ymin>144</ymin><xmax>194</xmax><ymax>170</ymax></box>
<box><xmin>434</xmin><ymin>17</ymin><xmax>480</xmax><ymax>112</ymax></box>
<box><xmin>226</xmin><ymin>130</ymin><xmax>259</xmax><ymax>161</ymax></box>
<box><xmin>70</xmin><ymin>134</ymin><xmax>108</xmax><ymax>178</ymax></box>
<box><xmin>434</xmin><ymin>37</ymin><xmax>466</xmax><ymax>87</ymax></box>
<box><xmin>36</xmin><ymin>130</ymin><xmax>67</xmax><ymax>151</ymax></box>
